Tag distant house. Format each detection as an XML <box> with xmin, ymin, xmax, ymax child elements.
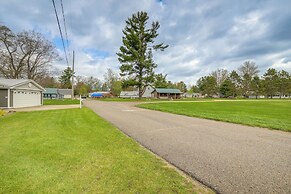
<box><xmin>152</xmin><ymin>88</ymin><xmax>182</xmax><ymax>99</ymax></box>
<box><xmin>183</xmin><ymin>93</ymin><xmax>193</xmax><ymax>98</ymax></box>
<box><xmin>193</xmin><ymin>93</ymin><xmax>203</xmax><ymax>98</ymax></box>
<box><xmin>120</xmin><ymin>85</ymin><xmax>155</xmax><ymax>98</ymax></box>
<box><xmin>183</xmin><ymin>93</ymin><xmax>203</xmax><ymax>98</ymax></box>
<box><xmin>0</xmin><ymin>79</ymin><xmax>44</xmax><ymax>108</ymax></box>
<box><xmin>43</xmin><ymin>88</ymin><xmax>72</xmax><ymax>99</ymax></box>
<box><xmin>58</xmin><ymin>89</ymin><xmax>72</xmax><ymax>99</ymax></box>
<box><xmin>120</xmin><ymin>86</ymin><xmax>182</xmax><ymax>99</ymax></box>
<box><xmin>43</xmin><ymin>88</ymin><xmax>59</xmax><ymax>99</ymax></box>
<box><xmin>142</xmin><ymin>85</ymin><xmax>155</xmax><ymax>98</ymax></box>
<box><xmin>120</xmin><ymin>91</ymin><xmax>139</xmax><ymax>98</ymax></box>
<box><xmin>248</xmin><ymin>95</ymin><xmax>265</xmax><ymax>99</ymax></box>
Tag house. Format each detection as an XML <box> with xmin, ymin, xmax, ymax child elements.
<box><xmin>120</xmin><ymin>85</ymin><xmax>155</xmax><ymax>98</ymax></box>
<box><xmin>142</xmin><ymin>85</ymin><xmax>155</xmax><ymax>98</ymax></box>
<box><xmin>58</xmin><ymin>89</ymin><xmax>72</xmax><ymax>99</ymax></box>
<box><xmin>120</xmin><ymin>86</ymin><xmax>182</xmax><ymax>99</ymax></box>
<box><xmin>43</xmin><ymin>88</ymin><xmax>72</xmax><ymax>99</ymax></box>
<box><xmin>0</xmin><ymin>78</ymin><xmax>44</xmax><ymax>108</ymax></box>
<box><xmin>152</xmin><ymin>88</ymin><xmax>182</xmax><ymax>99</ymax></box>
<box><xmin>193</xmin><ymin>93</ymin><xmax>203</xmax><ymax>98</ymax></box>
<box><xmin>119</xmin><ymin>91</ymin><xmax>139</xmax><ymax>98</ymax></box>
<box><xmin>43</xmin><ymin>88</ymin><xmax>59</xmax><ymax>99</ymax></box>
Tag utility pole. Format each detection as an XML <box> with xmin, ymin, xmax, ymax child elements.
<box><xmin>71</xmin><ymin>50</ymin><xmax>75</xmax><ymax>99</ymax></box>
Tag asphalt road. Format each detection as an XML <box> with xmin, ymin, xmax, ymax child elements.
<box><xmin>84</xmin><ymin>100</ymin><xmax>291</xmax><ymax>194</ymax></box>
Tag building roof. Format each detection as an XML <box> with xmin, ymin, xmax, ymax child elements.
<box><xmin>58</xmin><ymin>89</ymin><xmax>72</xmax><ymax>95</ymax></box>
<box><xmin>154</xmin><ymin>88</ymin><xmax>182</xmax><ymax>94</ymax></box>
<box><xmin>120</xmin><ymin>91</ymin><xmax>139</xmax><ymax>96</ymax></box>
<box><xmin>44</xmin><ymin>88</ymin><xmax>58</xmax><ymax>94</ymax></box>
<box><xmin>0</xmin><ymin>78</ymin><xmax>44</xmax><ymax>91</ymax></box>
<box><xmin>0</xmin><ymin>78</ymin><xmax>29</xmax><ymax>87</ymax></box>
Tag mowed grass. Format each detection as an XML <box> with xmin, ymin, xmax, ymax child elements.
<box><xmin>43</xmin><ymin>99</ymin><xmax>79</xmax><ymax>105</ymax></box>
<box><xmin>137</xmin><ymin>100</ymin><xmax>291</xmax><ymax>132</ymax></box>
<box><xmin>96</xmin><ymin>97</ymin><xmax>166</xmax><ymax>102</ymax></box>
<box><xmin>0</xmin><ymin>108</ymin><xmax>210</xmax><ymax>193</ymax></box>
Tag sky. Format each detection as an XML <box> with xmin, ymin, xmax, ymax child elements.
<box><xmin>0</xmin><ymin>0</ymin><xmax>291</xmax><ymax>85</ymax></box>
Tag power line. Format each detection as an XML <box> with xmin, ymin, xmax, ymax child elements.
<box><xmin>60</xmin><ymin>0</ymin><xmax>71</xmax><ymax>63</ymax></box>
<box><xmin>51</xmin><ymin>0</ymin><xmax>69</xmax><ymax>67</ymax></box>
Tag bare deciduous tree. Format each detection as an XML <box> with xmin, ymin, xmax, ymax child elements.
<box><xmin>104</xmin><ymin>68</ymin><xmax>119</xmax><ymax>92</ymax></box>
<box><xmin>238</xmin><ymin>61</ymin><xmax>259</xmax><ymax>97</ymax></box>
<box><xmin>0</xmin><ymin>25</ymin><xmax>58</xmax><ymax>82</ymax></box>
<box><xmin>211</xmin><ymin>69</ymin><xmax>228</xmax><ymax>87</ymax></box>
<box><xmin>0</xmin><ymin>25</ymin><xmax>25</xmax><ymax>78</ymax></box>
<box><xmin>238</xmin><ymin>61</ymin><xmax>259</xmax><ymax>78</ymax></box>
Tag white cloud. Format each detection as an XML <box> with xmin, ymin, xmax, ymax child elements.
<box><xmin>1</xmin><ymin>0</ymin><xmax>290</xmax><ymax>85</ymax></box>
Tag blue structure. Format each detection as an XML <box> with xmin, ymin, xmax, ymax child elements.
<box><xmin>91</xmin><ymin>92</ymin><xmax>103</xmax><ymax>98</ymax></box>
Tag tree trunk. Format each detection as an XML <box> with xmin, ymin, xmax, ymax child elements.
<box><xmin>138</xmin><ymin>85</ymin><xmax>142</xmax><ymax>99</ymax></box>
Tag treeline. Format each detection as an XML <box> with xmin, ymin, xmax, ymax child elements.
<box><xmin>42</xmin><ymin>67</ymin><xmax>190</xmax><ymax>96</ymax></box>
<box><xmin>192</xmin><ymin>61</ymin><xmax>291</xmax><ymax>98</ymax></box>
<box><xmin>40</xmin><ymin>68</ymin><xmax>122</xmax><ymax>96</ymax></box>
<box><xmin>153</xmin><ymin>73</ymin><xmax>188</xmax><ymax>92</ymax></box>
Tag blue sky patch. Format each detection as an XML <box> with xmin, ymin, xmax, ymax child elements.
<box><xmin>84</xmin><ymin>48</ymin><xmax>111</xmax><ymax>59</ymax></box>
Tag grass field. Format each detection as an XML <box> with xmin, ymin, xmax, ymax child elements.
<box><xmin>43</xmin><ymin>99</ymin><xmax>80</xmax><ymax>105</ymax></box>
<box><xmin>0</xmin><ymin>108</ymin><xmax>211</xmax><ymax>193</ymax></box>
<box><xmin>96</xmin><ymin>97</ymin><xmax>166</xmax><ymax>102</ymax></box>
<box><xmin>137</xmin><ymin>100</ymin><xmax>291</xmax><ymax>132</ymax></box>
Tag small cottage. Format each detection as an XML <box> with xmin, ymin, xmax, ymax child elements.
<box><xmin>152</xmin><ymin>88</ymin><xmax>182</xmax><ymax>99</ymax></box>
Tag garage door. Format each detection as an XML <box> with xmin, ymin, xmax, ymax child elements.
<box><xmin>13</xmin><ymin>90</ymin><xmax>41</xmax><ymax>108</ymax></box>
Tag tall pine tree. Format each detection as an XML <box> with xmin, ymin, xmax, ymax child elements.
<box><xmin>59</xmin><ymin>67</ymin><xmax>74</xmax><ymax>89</ymax></box>
<box><xmin>117</xmin><ymin>11</ymin><xmax>168</xmax><ymax>98</ymax></box>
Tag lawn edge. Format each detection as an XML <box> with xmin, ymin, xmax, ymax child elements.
<box><xmin>136</xmin><ymin>103</ymin><xmax>291</xmax><ymax>133</ymax></box>
<box><xmin>113</xmin><ymin>124</ymin><xmax>216</xmax><ymax>194</ymax></box>
<box><xmin>87</xmin><ymin>107</ymin><xmax>216</xmax><ymax>194</ymax></box>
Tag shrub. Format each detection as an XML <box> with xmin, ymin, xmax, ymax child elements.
<box><xmin>0</xmin><ymin>109</ymin><xmax>6</xmax><ymax>116</ymax></box>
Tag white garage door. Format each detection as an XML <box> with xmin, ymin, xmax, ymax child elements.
<box><xmin>13</xmin><ymin>90</ymin><xmax>41</xmax><ymax>108</ymax></box>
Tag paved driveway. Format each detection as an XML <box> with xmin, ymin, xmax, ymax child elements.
<box><xmin>84</xmin><ymin>100</ymin><xmax>291</xmax><ymax>194</ymax></box>
<box><xmin>10</xmin><ymin>104</ymin><xmax>79</xmax><ymax>112</ymax></box>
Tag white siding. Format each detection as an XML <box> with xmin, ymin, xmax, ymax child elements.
<box><xmin>13</xmin><ymin>90</ymin><xmax>41</xmax><ymax>108</ymax></box>
<box><xmin>142</xmin><ymin>86</ymin><xmax>155</xmax><ymax>98</ymax></box>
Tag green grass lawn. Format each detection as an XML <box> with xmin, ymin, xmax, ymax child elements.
<box><xmin>0</xmin><ymin>108</ymin><xmax>211</xmax><ymax>193</ymax></box>
<box><xmin>43</xmin><ymin>99</ymin><xmax>80</xmax><ymax>105</ymax></box>
<box><xmin>96</xmin><ymin>97</ymin><xmax>166</xmax><ymax>102</ymax></box>
<box><xmin>137</xmin><ymin>100</ymin><xmax>291</xmax><ymax>132</ymax></box>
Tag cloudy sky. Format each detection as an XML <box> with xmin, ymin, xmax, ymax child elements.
<box><xmin>1</xmin><ymin>0</ymin><xmax>290</xmax><ymax>85</ymax></box>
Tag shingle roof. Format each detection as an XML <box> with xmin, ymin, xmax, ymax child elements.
<box><xmin>154</xmin><ymin>88</ymin><xmax>182</xmax><ymax>94</ymax></box>
<box><xmin>0</xmin><ymin>78</ymin><xmax>44</xmax><ymax>91</ymax></box>
<box><xmin>58</xmin><ymin>89</ymin><xmax>72</xmax><ymax>95</ymax></box>
<box><xmin>120</xmin><ymin>91</ymin><xmax>139</xmax><ymax>96</ymax></box>
<box><xmin>0</xmin><ymin>78</ymin><xmax>30</xmax><ymax>87</ymax></box>
<box><xmin>44</xmin><ymin>88</ymin><xmax>58</xmax><ymax>94</ymax></box>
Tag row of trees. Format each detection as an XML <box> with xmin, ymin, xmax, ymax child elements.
<box><xmin>153</xmin><ymin>73</ymin><xmax>187</xmax><ymax>92</ymax></box>
<box><xmin>50</xmin><ymin>66</ymin><xmax>187</xmax><ymax>96</ymax></box>
<box><xmin>40</xmin><ymin>67</ymin><xmax>123</xmax><ymax>96</ymax></box>
<box><xmin>195</xmin><ymin>61</ymin><xmax>291</xmax><ymax>98</ymax></box>
<box><xmin>0</xmin><ymin>25</ymin><xmax>58</xmax><ymax>82</ymax></box>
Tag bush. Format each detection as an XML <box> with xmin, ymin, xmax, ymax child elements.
<box><xmin>0</xmin><ymin>109</ymin><xmax>6</xmax><ymax>116</ymax></box>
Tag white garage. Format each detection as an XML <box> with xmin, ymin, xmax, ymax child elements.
<box><xmin>0</xmin><ymin>79</ymin><xmax>44</xmax><ymax>108</ymax></box>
